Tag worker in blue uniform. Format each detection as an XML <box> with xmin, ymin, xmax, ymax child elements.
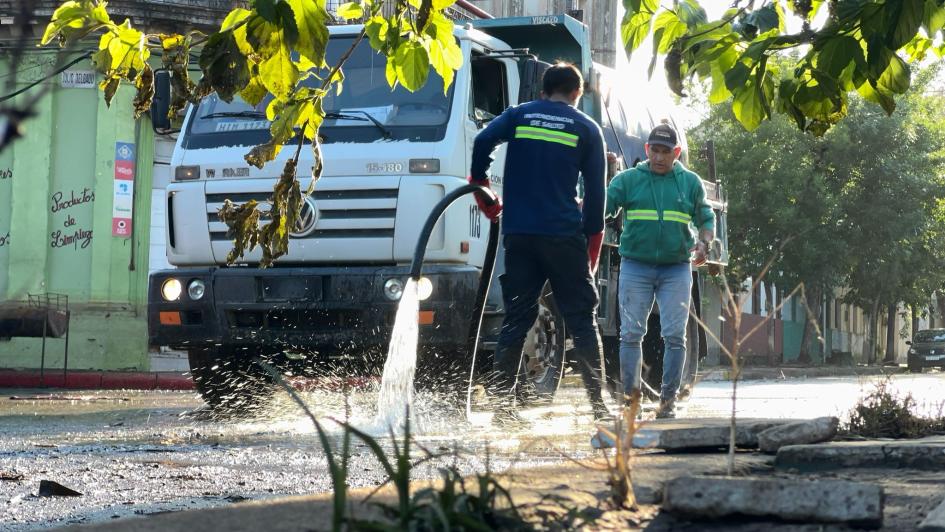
<box><xmin>468</xmin><ymin>62</ymin><xmax>609</xmax><ymax>425</ymax></box>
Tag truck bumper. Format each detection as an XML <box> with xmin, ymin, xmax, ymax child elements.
<box><xmin>148</xmin><ymin>265</ymin><xmax>481</xmax><ymax>352</ymax></box>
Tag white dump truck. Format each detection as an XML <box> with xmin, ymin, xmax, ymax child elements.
<box><xmin>148</xmin><ymin>13</ymin><xmax>728</xmax><ymax>408</ymax></box>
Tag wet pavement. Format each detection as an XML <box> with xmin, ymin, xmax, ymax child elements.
<box><xmin>0</xmin><ymin>372</ymin><xmax>942</xmax><ymax>531</ymax></box>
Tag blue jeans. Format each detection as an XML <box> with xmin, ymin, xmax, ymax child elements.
<box><xmin>618</xmin><ymin>258</ymin><xmax>692</xmax><ymax>402</ymax></box>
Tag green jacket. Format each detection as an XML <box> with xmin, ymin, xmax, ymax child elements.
<box><xmin>606</xmin><ymin>160</ymin><xmax>715</xmax><ymax>265</ymax></box>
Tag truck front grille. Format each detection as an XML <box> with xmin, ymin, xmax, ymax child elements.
<box><xmin>205</xmin><ymin>188</ymin><xmax>398</xmax><ymax>241</ymax></box>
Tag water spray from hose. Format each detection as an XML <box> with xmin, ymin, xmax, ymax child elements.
<box><xmin>375</xmin><ymin>184</ymin><xmax>501</xmax><ymax>427</ymax></box>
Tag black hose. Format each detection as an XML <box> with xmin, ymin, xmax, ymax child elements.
<box><xmin>408</xmin><ymin>183</ymin><xmax>500</xmax><ymax>417</ymax></box>
<box><xmin>409</xmin><ymin>184</ymin><xmax>497</xmax><ymax>279</ymax></box>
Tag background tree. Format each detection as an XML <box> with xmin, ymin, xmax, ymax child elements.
<box><xmin>689</xmin><ymin>103</ymin><xmax>848</xmax><ymax>362</ymax></box>
<box><xmin>831</xmin><ymin>65</ymin><xmax>945</xmax><ymax>362</ymax></box>
<box><xmin>690</xmin><ymin>62</ymin><xmax>945</xmax><ymax>364</ymax></box>
<box><xmin>624</xmin><ymin>0</ymin><xmax>945</xmax><ymax>134</ymax></box>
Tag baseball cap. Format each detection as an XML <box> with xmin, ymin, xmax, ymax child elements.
<box><xmin>647</xmin><ymin>123</ymin><xmax>678</xmax><ymax>148</ymax></box>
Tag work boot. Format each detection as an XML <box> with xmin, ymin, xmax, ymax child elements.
<box><xmin>655</xmin><ymin>398</ymin><xmax>677</xmax><ymax>419</ymax></box>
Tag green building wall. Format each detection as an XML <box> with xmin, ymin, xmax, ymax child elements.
<box><xmin>0</xmin><ymin>53</ymin><xmax>154</xmax><ymax>371</ymax></box>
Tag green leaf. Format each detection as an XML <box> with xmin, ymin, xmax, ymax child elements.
<box><xmin>41</xmin><ymin>0</ymin><xmax>112</xmax><ymax>46</ymax></box>
<box><xmin>835</xmin><ymin>0</ymin><xmax>867</xmax><ymax>23</ymax></box>
<box><xmin>255</xmin><ymin>0</ymin><xmax>279</xmax><ymax>22</ymax></box>
<box><xmin>394</xmin><ymin>40</ymin><xmax>429</xmax><ymax>92</ymax></box>
<box><xmin>385</xmin><ymin>58</ymin><xmax>397</xmax><ymax>88</ymax></box>
<box><xmin>708</xmin><ymin>60</ymin><xmax>731</xmax><ymax>104</ymax></box>
<box><xmin>725</xmin><ymin>61</ymin><xmax>752</xmax><ymax>92</ymax></box>
<box><xmin>886</xmin><ymin>0</ymin><xmax>924</xmax><ymax>50</ymax></box>
<box><xmin>275</xmin><ymin>1</ymin><xmax>300</xmax><ymax>47</ymax></box>
<box><xmin>776</xmin><ymin>78</ymin><xmax>806</xmax><ymax>130</ymax></box>
<box><xmin>620</xmin><ymin>0</ymin><xmax>657</xmax><ymax>55</ymax></box>
<box><xmin>794</xmin><ymin>71</ymin><xmax>846</xmax><ymax>123</ymax></box>
<box><xmin>240</xmin><ymin>74</ymin><xmax>268</xmax><ymax>107</ymax></box>
<box><xmin>924</xmin><ymin>2</ymin><xmax>945</xmax><ymax>35</ymax></box>
<box><xmin>199</xmin><ymin>31</ymin><xmax>252</xmax><ymax>102</ymax></box>
<box><xmin>427</xmin><ymin>30</ymin><xmax>462</xmax><ymax>90</ymax></box>
<box><xmin>815</xmin><ymin>35</ymin><xmax>861</xmax><ymax>79</ymax></box>
<box><xmin>903</xmin><ymin>35</ymin><xmax>933</xmax><ymax>62</ymax></box>
<box><xmin>653</xmin><ymin>11</ymin><xmax>687</xmax><ymax>53</ymax></box>
<box><xmin>337</xmin><ymin>2</ymin><xmax>364</xmax><ymax>20</ymax></box>
<box><xmin>857</xmin><ymin>80</ymin><xmax>895</xmax><ymax>115</ymax></box>
<box><xmin>865</xmin><ymin>38</ymin><xmax>893</xmax><ymax>80</ymax></box>
<box><xmin>744</xmin><ymin>4</ymin><xmax>780</xmax><ymax>34</ymax></box>
<box><xmin>876</xmin><ymin>54</ymin><xmax>910</xmax><ymax>94</ymax></box>
<box><xmin>286</xmin><ymin>0</ymin><xmax>329</xmax><ymax>66</ymax></box>
<box><xmin>365</xmin><ymin>15</ymin><xmax>390</xmax><ymax>50</ymax></box>
<box><xmin>678</xmin><ymin>0</ymin><xmax>707</xmax><ymax>28</ymax></box>
<box><xmin>259</xmin><ymin>42</ymin><xmax>300</xmax><ymax>99</ymax></box>
<box><xmin>731</xmin><ymin>80</ymin><xmax>765</xmax><ymax>131</ymax></box>
<box><xmin>246</xmin><ymin>15</ymin><xmax>281</xmax><ymax>55</ymax></box>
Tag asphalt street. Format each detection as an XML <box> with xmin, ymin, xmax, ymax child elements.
<box><xmin>0</xmin><ymin>372</ymin><xmax>942</xmax><ymax>531</ymax></box>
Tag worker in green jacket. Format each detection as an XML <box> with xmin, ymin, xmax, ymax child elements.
<box><xmin>606</xmin><ymin>123</ymin><xmax>715</xmax><ymax>418</ymax></box>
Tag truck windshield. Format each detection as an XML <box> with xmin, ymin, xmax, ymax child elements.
<box><xmin>182</xmin><ymin>36</ymin><xmax>454</xmax><ymax>149</ymax></box>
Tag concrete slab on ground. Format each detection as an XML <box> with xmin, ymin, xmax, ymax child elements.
<box><xmin>632</xmin><ymin>418</ymin><xmax>798</xmax><ymax>451</ymax></box>
<box><xmin>775</xmin><ymin>437</ymin><xmax>945</xmax><ymax>472</ymax></box>
<box><xmin>662</xmin><ymin>476</ymin><xmax>884</xmax><ymax>527</ymax></box>
<box><xmin>757</xmin><ymin>417</ymin><xmax>839</xmax><ymax>453</ymax></box>
<box><xmin>920</xmin><ymin>496</ymin><xmax>945</xmax><ymax>531</ymax></box>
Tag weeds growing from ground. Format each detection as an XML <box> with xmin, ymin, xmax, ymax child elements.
<box><xmin>597</xmin><ymin>390</ymin><xmax>643</xmax><ymax>510</ymax></box>
<box><xmin>845</xmin><ymin>379</ymin><xmax>945</xmax><ymax>439</ymax></box>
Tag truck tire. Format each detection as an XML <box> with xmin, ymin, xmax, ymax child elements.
<box><xmin>520</xmin><ymin>291</ymin><xmax>566</xmax><ymax>403</ymax></box>
<box><xmin>188</xmin><ymin>347</ymin><xmax>275</xmax><ymax>414</ymax></box>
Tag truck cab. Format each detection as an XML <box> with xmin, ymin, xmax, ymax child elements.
<box><xmin>148</xmin><ymin>14</ymin><xmax>728</xmax><ymax>409</ymax></box>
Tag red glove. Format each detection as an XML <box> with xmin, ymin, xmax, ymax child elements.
<box><xmin>587</xmin><ymin>231</ymin><xmax>604</xmax><ymax>275</ymax></box>
<box><xmin>467</xmin><ymin>176</ymin><xmax>502</xmax><ymax>222</ymax></box>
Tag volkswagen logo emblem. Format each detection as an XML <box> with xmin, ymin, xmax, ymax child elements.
<box><xmin>290</xmin><ymin>196</ymin><xmax>319</xmax><ymax>238</ymax></box>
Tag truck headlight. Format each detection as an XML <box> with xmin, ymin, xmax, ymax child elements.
<box><xmin>188</xmin><ymin>279</ymin><xmax>206</xmax><ymax>300</ymax></box>
<box><xmin>161</xmin><ymin>278</ymin><xmax>182</xmax><ymax>301</ymax></box>
<box><xmin>909</xmin><ymin>348</ymin><xmax>917</xmax><ymax>355</ymax></box>
<box><xmin>383</xmin><ymin>278</ymin><xmax>404</xmax><ymax>301</ymax></box>
<box><xmin>417</xmin><ymin>277</ymin><xmax>433</xmax><ymax>301</ymax></box>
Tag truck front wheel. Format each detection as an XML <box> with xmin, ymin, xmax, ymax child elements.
<box><xmin>188</xmin><ymin>347</ymin><xmax>275</xmax><ymax>414</ymax></box>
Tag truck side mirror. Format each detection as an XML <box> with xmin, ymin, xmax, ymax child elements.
<box><xmin>150</xmin><ymin>70</ymin><xmax>172</xmax><ymax>131</ymax></box>
<box><xmin>518</xmin><ymin>58</ymin><xmax>551</xmax><ymax>104</ymax></box>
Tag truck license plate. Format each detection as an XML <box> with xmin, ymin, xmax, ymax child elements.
<box><xmin>261</xmin><ymin>277</ymin><xmax>321</xmax><ymax>301</ymax></box>
<box><xmin>927</xmin><ymin>355</ymin><xmax>944</xmax><ymax>361</ymax></box>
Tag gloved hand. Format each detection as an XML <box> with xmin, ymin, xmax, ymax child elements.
<box><xmin>587</xmin><ymin>231</ymin><xmax>604</xmax><ymax>275</ymax></box>
<box><xmin>467</xmin><ymin>176</ymin><xmax>502</xmax><ymax>222</ymax></box>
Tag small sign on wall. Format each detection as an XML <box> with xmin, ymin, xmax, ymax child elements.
<box><xmin>112</xmin><ymin>142</ymin><xmax>135</xmax><ymax>238</ymax></box>
<box><xmin>59</xmin><ymin>70</ymin><xmax>97</xmax><ymax>89</ymax></box>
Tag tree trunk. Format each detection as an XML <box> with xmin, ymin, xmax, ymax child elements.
<box><xmin>912</xmin><ymin>307</ymin><xmax>920</xmax><ymax>340</ymax></box>
<box><xmin>799</xmin><ymin>286</ymin><xmax>823</xmax><ymax>364</ymax></box>
<box><xmin>868</xmin><ymin>298</ymin><xmax>880</xmax><ymax>364</ymax></box>
<box><xmin>883</xmin><ymin>303</ymin><xmax>897</xmax><ymax>364</ymax></box>
<box><xmin>937</xmin><ymin>293</ymin><xmax>945</xmax><ymax>329</ymax></box>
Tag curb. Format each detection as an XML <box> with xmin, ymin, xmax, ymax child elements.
<box><xmin>0</xmin><ymin>369</ymin><xmax>194</xmax><ymax>390</ymax></box>
<box><xmin>699</xmin><ymin>365</ymin><xmax>899</xmax><ymax>382</ymax></box>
